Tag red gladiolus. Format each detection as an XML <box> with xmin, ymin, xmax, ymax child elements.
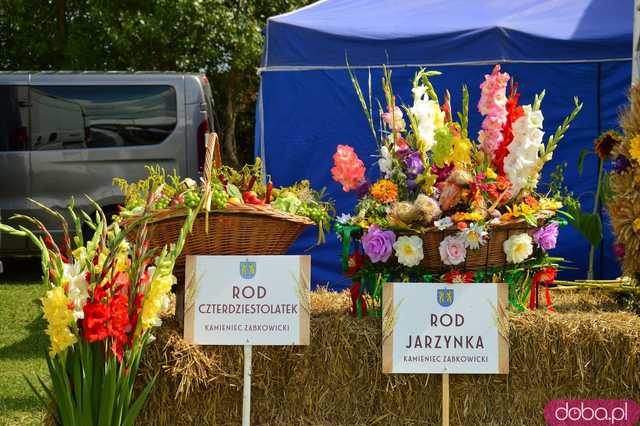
<box><xmin>494</xmin><ymin>86</ymin><xmax>524</xmax><ymax>174</ymax></box>
<box><xmin>82</xmin><ymin>301</ymin><xmax>110</xmax><ymax>342</ymax></box>
<box><xmin>108</xmin><ymin>294</ymin><xmax>130</xmax><ymax>360</ymax></box>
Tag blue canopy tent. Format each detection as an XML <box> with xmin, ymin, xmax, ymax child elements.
<box><xmin>256</xmin><ymin>0</ymin><xmax>633</xmax><ymax>290</ymax></box>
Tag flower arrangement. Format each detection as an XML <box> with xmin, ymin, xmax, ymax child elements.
<box><xmin>114</xmin><ymin>159</ymin><xmax>333</xmax><ymax>242</ymax></box>
<box><xmin>335</xmin><ymin>65</ymin><xmax>582</xmax><ymax>316</ymax></box>
<box><xmin>0</xmin><ymin>197</ymin><xmax>196</xmax><ymax>425</ymax></box>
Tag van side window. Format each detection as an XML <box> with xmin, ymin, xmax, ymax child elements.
<box><xmin>0</xmin><ymin>86</ymin><xmax>29</xmax><ymax>151</ymax></box>
<box><xmin>29</xmin><ymin>85</ymin><xmax>177</xmax><ymax>150</ymax></box>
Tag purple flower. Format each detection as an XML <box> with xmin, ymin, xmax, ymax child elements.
<box><xmin>533</xmin><ymin>222</ymin><xmax>559</xmax><ymax>251</ymax></box>
<box><xmin>355</xmin><ymin>180</ymin><xmax>370</xmax><ymax>197</ymax></box>
<box><xmin>613</xmin><ymin>243</ymin><xmax>625</xmax><ymax>258</ymax></box>
<box><xmin>404</xmin><ymin>151</ymin><xmax>425</xmax><ymax>177</ymax></box>
<box><xmin>361</xmin><ymin>224</ymin><xmax>396</xmax><ymax>263</ymax></box>
<box><xmin>614</xmin><ymin>155</ymin><xmax>630</xmax><ymax>173</ymax></box>
<box><xmin>407</xmin><ymin>178</ymin><xmax>418</xmax><ymax>191</ymax></box>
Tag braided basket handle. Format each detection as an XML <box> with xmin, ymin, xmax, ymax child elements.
<box><xmin>202</xmin><ymin>133</ymin><xmax>222</xmax><ymax>222</ymax></box>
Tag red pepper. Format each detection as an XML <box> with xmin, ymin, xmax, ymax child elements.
<box><xmin>242</xmin><ymin>191</ymin><xmax>264</xmax><ymax>205</ymax></box>
<box><xmin>264</xmin><ymin>180</ymin><xmax>273</xmax><ymax>204</ymax></box>
<box><xmin>246</xmin><ymin>175</ymin><xmax>257</xmax><ymax>192</ymax></box>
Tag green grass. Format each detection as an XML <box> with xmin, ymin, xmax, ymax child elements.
<box><xmin>0</xmin><ymin>260</ymin><xmax>47</xmax><ymax>425</ymax></box>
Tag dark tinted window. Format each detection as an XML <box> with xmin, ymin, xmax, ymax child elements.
<box><xmin>30</xmin><ymin>85</ymin><xmax>177</xmax><ymax>150</ymax></box>
<box><xmin>0</xmin><ymin>86</ymin><xmax>29</xmax><ymax>151</ymax></box>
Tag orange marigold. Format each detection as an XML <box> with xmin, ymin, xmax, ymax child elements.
<box><xmin>370</xmin><ymin>179</ymin><xmax>398</xmax><ymax>204</ymax></box>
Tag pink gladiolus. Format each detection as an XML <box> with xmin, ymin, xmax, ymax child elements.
<box><xmin>381</xmin><ymin>106</ymin><xmax>406</xmax><ymax>132</ymax></box>
<box><xmin>331</xmin><ymin>145</ymin><xmax>366</xmax><ymax>192</ymax></box>
<box><xmin>477</xmin><ymin>65</ymin><xmax>510</xmax><ymax>158</ymax></box>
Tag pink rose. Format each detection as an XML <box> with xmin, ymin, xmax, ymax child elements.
<box><xmin>439</xmin><ymin>235</ymin><xmax>467</xmax><ymax>265</ymax></box>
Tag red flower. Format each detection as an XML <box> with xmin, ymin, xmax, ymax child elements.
<box><xmin>82</xmin><ymin>301</ymin><xmax>110</xmax><ymax>342</ymax></box>
<box><xmin>444</xmin><ymin>270</ymin><xmax>474</xmax><ymax>283</ymax></box>
<box><xmin>494</xmin><ymin>85</ymin><xmax>524</xmax><ymax>174</ymax></box>
<box><xmin>345</xmin><ymin>250</ymin><xmax>365</xmax><ymax>277</ymax></box>
<box><xmin>108</xmin><ymin>294</ymin><xmax>131</xmax><ymax>360</ymax></box>
<box><xmin>82</xmin><ymin>286</ymin><xmax>132</xmax><ymax>360</ymax></box>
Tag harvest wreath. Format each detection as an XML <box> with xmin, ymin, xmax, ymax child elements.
<box><xmin>333</xmin><ymin>65</ymin><xmax>582</xmax><ymax>316</ymax></box>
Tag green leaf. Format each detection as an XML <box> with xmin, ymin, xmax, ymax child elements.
<box><xmin>122</xmin><ymin>374</ymin><xmax>158</xmax><ymax>426</ymax></box>
<box><xmin>577</xmin><ymin>148</ymin><xmax>591</xmax><ymax>176</ymax></box>
<box><xmin>523</xmin><ymin>213</ymin><xmax>538</xmax><ymax>227</ymax></box>
<box><xmin>226</xmin><ymin>183</ymin><xmax>242</xmax><ymax>201</ymax></box>
<box><xmin>573</xmin><ymin>211</ymin><xmax>603</xmax><ymax>247</ymax></box>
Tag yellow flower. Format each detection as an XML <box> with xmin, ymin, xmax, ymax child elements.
<box><xmin>42</xmin><ymin>287</ymin><xmax>77</xmax><ymax>355</ymax></box>
<box><xmin>370</xmin><ymin>179</ymin><xmax>398</xmax><ymax>204</ymax></box>
<box><xmin>115</xmin><ymin>240</ymin><xmax>131</xmax><ymax>272</ymax></box>
<box><xmin>629</xmin><ymin>135</ymin><xmax>640</xmax><ymax>163</ymax></box>
<box><xmin>485</xmin><ymin>167</ymin><xmax>497</xmax><ymax>180</ymax></box>
<box><xmin>140</xmin><ymin>269</ymin><xmax>175</xmax><ymax>331</ymax></box>
<box><xmin>451</xmin><ymin>212</ymin><xmax>483</xmax><ymax>223</ymax></box>
<box><xmin>450</xmin><ymin>137</ymin><xmax>472</xmax><ymax>166</ymax></box>
<box><xmin>633</xmin><ymin>218</ymin><xmax>640</xmax><ymax>232</ymax></box>
<box><xmin>539</xmin><ymin>198</ymin><xmax>563</xmax><ymax>211</ymax></box>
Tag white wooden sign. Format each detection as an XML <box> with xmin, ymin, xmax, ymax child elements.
<box><xmin>183</xmin><ymin>255</ymin><xmax>310</xmax><ymax>346</ymax></box>
<box><xmin>382</xmin><ymin>282</ymin><xmax>509</xmax><ymax>374</ymax></box>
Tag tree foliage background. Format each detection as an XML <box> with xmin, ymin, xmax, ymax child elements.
<box><xmin>0</xmin><ymin>0</ymin><xmax>313</xmax><ymax>166</ymax></box>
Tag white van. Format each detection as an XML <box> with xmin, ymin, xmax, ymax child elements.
<box><xmin>0</xmin><ymin>72</ymin><xmax>215</xmax><ymax>254</ymax></box>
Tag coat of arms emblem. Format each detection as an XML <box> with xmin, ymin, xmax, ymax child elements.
<box><xmin>240</xmin><ymin>260</ymin><xmax>256</xmax><ymax>279</ymax></box>
<box><xmin>437</xmin><ymin>288</ymin><xmax>454</xmax><ymax>307</ymax></box>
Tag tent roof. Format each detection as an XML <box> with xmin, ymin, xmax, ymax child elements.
<box><xmin>263</xmin><ymin>0</ymin><xmax>632</xmax><ymax>68</ymax></box>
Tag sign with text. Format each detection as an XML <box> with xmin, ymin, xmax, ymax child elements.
<box><xmin>382</xmin><ymin>283</ymin><xmax>508</xmax><ymax>374</ymax></box>
<box><xmin>183</xmin><ymin>255</ymin><xmax>310</xmax><ymax>346</ymax></box>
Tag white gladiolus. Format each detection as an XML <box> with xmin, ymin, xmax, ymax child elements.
<box><xmin>63</xmin><ymin>262</ymin><xmax>89</xmax><ymax>320</ymax></box>
<box><xmin>378</xmin><ymin>145</ymin><xmax>393</xmax><ymax>177</ymax></box>
<box><xmin>410</xmin><ymin>86</ymin><xmax>444</xmax><ymax>151</ymax></box>
<box><xmin>503</xmin><ymin>105</ymin><xmax>545</xmax><ymax>195</ymax></box>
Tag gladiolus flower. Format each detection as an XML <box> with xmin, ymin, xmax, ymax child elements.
<box><xmin>331</xmin><ymin>145</ymin><xmax>366</xmax><ymax>192</ymax></box>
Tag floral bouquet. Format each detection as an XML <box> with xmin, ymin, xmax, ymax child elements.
<box><xmin>0</xmin><ymin>196</ymin><xmax>196</xmax><ymax>425</ymax></box>
<box><xmin>333</xmin><ymin>65</ymin><xmax>582</xmax><ymax>316</ymax></box>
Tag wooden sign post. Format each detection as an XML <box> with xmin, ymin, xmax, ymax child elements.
<box><xmin>382</xmin><ymin>283</ymin><xmax>509</xmax><ymax>425</ymax></box>
<box><xmin>184</xmin><ymin>255</ymin><xmax>311</xmax><ymax>426</ymax></box>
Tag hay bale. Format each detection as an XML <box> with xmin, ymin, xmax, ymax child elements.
<box><xmin>139</xmin><ymin>289</ymin><xmax>640</xmax><ymax>425</ymax></box>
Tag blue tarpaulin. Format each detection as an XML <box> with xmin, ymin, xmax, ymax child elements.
<box><xmin>256</xmin><ymin>0</ymin><xmax>633</xmax><ymax>290</ymax></box>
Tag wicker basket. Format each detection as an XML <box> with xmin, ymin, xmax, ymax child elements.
<box><xmin>416</xmin><ymin>219</ymin><xmax>537</xmax><ymax>272</ymax></box>
<box><xmin>129</xmin><ymin>133</ymin><xmax>314</xmax><ymax>324</ymax></box>
<box><xmin>146</xmin><ymin>205</ymin><xmax>313</xmax><ymax>283</ymax></box>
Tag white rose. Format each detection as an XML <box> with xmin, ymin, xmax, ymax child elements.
<box><xmin>394</xmin><ymin>236</ymin><xmax>424</xmax><ymax>267</ymax></box>
<box><xmin>503</xmin><ymin>233</ymin><xmax>533</xmax><ymax>264</ymax></box>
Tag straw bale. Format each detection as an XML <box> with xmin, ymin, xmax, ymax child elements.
<box><xmin>138</xmin><ymin>289</ymin><xmax>640</xmax><ymax>425</ymax></box>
